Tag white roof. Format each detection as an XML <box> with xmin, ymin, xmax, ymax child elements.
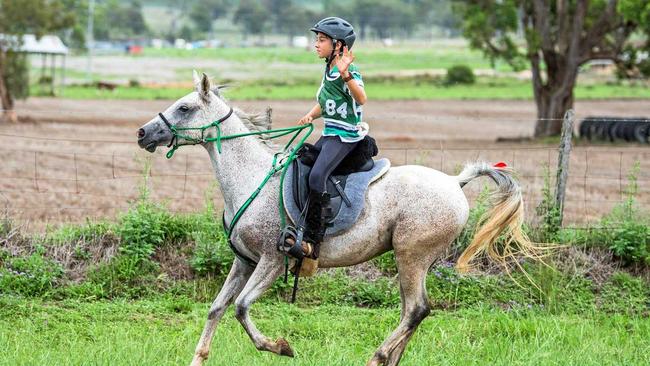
<box><xmin>0</xmin><ymin>34</ymin><xmax>69</xmax><ymax>54</ymax></box>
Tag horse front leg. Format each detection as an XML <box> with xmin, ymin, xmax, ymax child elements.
<box><xmin>190</xmin><ymin>258</ymin><xmax>255</xmax><ymax>366</ymax></box>
<box><xmin>233</xmin><ymin>253</ymin><xmax>294</xmax><ymax>357</ymax></box>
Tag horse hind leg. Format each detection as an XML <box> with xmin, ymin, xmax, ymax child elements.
<box><xmin>366</xmin><ymin>246</ymin><xmax>435</xmax><ymax>366</ymax></box>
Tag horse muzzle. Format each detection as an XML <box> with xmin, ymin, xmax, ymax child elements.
<box><xmin>137</xmin><ymin>123</ymin><xmax>170</xmax><ymax>153</ymax></box>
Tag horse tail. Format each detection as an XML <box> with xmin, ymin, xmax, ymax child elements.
<box><xmin>454</xmin><ymin>161</ymin><xmax>541</xmax><ymax>273</ymax></box>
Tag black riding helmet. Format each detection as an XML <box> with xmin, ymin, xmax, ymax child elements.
<box><xmin>310</xmin><ymin>17</ymin><xmax>356</xmax><ymax>51</ymax></box>
<box><xmin>310</xmin><ymin>17</ymin><xmax>356</xmax><ymax>75</ymax></box>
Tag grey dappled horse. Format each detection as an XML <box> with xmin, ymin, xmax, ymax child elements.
<box><xmin>137</xmin><ymin>72</ymin><xmax>538</xmax><ymax>366</ymax></box>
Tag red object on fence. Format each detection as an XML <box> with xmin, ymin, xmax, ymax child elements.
<box><xmin>493</xmin><ymin>161</ymin><xmax>507</xmax><ymax>169</ymax></box>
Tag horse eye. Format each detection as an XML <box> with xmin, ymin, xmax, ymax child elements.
<box><xmin>178</xmin><ymin>105</ymin><xmax>190</xmax><ymax>112</ymax></box>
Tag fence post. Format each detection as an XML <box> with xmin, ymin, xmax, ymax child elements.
<box><xmin>555</xmin><ymin>109</ymin><xmax>575</xmax><ymax>226</ymax></box>
<box><xmin>0</xmin><ymin>191</ymin><xmax>9</xmax><ymax>220</ymax></box>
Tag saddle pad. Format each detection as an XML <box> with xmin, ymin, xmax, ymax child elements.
<box><xmin>283</xmin><ymin>158</ymin><xmax>391</xmax><ymax>236</ymax></box>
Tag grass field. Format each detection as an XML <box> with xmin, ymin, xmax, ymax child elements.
<box><xmin>50</xmin><ymin>77</ymin><xmax>650</xmax><ymax>101</ymax></box>
<box><xmin>140</xmin><ymin>45</ymin><xmax>507</xmax><ymax>72</ymax></box>
<box><xmin>1</xmin><ymin>296</ymin><xmax>649</xmax><ymax>366</ymax></box>
<box><xmin>31</xmin><ymin>44</ymin><xmax>650</xmax><ymax>101</ymax></box>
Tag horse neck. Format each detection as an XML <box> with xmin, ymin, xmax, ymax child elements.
<box><xmin>204</xmin><ymin>113</ymin><xmax>274</xmax><ymax>219</ymax></box>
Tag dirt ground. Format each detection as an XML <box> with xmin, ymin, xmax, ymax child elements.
<box><xmin>2</xmin><ymin>97</ymin><xmax>648</xmax><ymax>230</ymax></box>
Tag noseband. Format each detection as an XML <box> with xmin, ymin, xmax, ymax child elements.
<box><xmin>158</xmin><ymin>107</ymin><xmax>234</xmax><ymax>158</ymax></box>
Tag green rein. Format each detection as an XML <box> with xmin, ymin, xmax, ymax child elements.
<box><xmin>160</xmin><ymin>108</ymin><xmax>313</xmax><ymax>265</ymax></box>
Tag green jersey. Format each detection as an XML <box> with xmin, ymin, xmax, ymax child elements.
<box><xmin>317</xmin><ymin>64</ymin><xmax>364</xmax><ymax>142</ymax></box>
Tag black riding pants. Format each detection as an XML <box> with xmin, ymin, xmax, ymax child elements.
<box><xmin>308</xmin><ymin>135</ymin><xmax>358</xmax><ymax>193</ymax></box>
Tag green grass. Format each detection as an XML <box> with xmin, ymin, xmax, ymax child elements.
<box><xmin>140</xmin><ymin>45</ymin><xmax>506</xmax><ymax>72</ymax></box>
<box><xmin>49</xmin><ymin>77</ymin><xmax>650</xmax><ymax>101</ymax></box>
<box><xmin>2</xmin><ymin>171</ymin><xmax>648</xmax><ymax>365</ymax></box>
<box><xmin>1</xmin><ymin>296</ymin><xmax>648</xmax><ymax>366</ymax></box>
<box><xmin>33</xmin><ymin>45</ymin><xmax>650</xmax><ymax>101</ymax></box>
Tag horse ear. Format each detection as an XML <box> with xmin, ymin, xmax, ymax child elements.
<box><xmin>199</xmin><ymin>72</ymin><xmax>211</xmax><ymax>102</ymax></box>
<box><xmin>192</xmin><ymin>70</ymin><xmax>201</xmax><ymax>90</ymax></box>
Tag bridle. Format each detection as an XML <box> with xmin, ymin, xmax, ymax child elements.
<box><xmin>158</xmin><ymin>107</ymin><xmax>234</xmax><ymax>159</ymax></box>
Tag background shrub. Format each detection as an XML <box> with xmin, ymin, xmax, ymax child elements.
<box><xmin>445</xmin><ymin>65</ymin><xmax>475</xmax><ymax>85</ymax></box>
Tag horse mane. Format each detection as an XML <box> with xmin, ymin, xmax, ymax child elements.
<box><xmin>212</xmin><ymin>85</ymin><xmax>277</xmax><ymax>150</ymax></box>
<box><xmin>232</xmin><ymin>106</ymin><xmax>277</xmax><ymax>150</ymax></box>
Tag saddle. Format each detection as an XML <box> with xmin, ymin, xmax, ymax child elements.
<box><xmin>280</xmin><ymin>136</ymin><xmax>390</xmax><ymax>301</ymax></box>
<box><xmin>292</xmin><ymin>135</ymin><xmax>378</xmax><ymax>225</ymax></box>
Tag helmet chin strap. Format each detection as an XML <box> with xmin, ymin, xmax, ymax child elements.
<box><xmin>325</xmin><ymin>40</ymin><xmax>339</xmax><ymax>78</ymax></box>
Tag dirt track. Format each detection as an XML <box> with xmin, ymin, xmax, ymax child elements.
<box><xmin>2</xmin><ymin>97</ymin><xmax>649</xmax><ymax>230</ymax></box>
<box><xmin>10</xmin><ymin>97</ymin><xmax>650</xmax><ymax>144</ymax></box>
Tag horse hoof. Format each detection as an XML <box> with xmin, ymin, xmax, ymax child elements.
<box><xmin>276</xmin><ymin>337</ymin><xmax>294</xmax><ymax>357</ymax></box>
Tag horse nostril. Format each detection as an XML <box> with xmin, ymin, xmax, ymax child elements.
<box><xmin>137</xmin><ymin>128</ymin><xmax>146</xmax><ymax>139</ymax></box>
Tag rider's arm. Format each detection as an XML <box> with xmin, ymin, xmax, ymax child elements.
<box><xmin>308</xmin><ymin>103</ymin><xmax>322</xmax><ymax>119</ymax></box>
<box><xmin>298</xmin><ymin>104</ymin><xmax>321</xmax><ymax>125</ymax></box>
<box><xmin>342</xmin><ymin>72</ymin><xmax>367</xmax><ymax>105</ymax></box>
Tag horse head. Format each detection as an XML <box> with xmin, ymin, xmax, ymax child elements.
<box><xmin>137</xmin><ymin>70</ymin><xmax>229</xmax><ymax>153</ymax></box>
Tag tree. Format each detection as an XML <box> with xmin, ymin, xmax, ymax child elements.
<box><xmin>261</xmin><ymin>0</ymin><xmax>316</xmax><ymax>45</ymax></box>
<box><xmin>263</xmin><ymin>0</ymin><xmax>292</xmax><ymax>33</ymax></box>
<box><xmin>58</xmin><ymin>0</ymin><xmax>87</xmax><ymax>49</ymax></box>
<box><xmin>189</xmin><ymin>0</ymin><xmax>229</xmax><ymax>36</ymax></box>
<box><xmin>0</xmin><ymin>0</ymin><xmax>75</xmax><ymax>122</ymax></box>
<box><xmin>454</xmin><ymin>0</ymin><xmax>650</xmax><ymax>137</ymax></box>
<box><xmin>233</xmin><ymin>0</ymin><xmax>267</xmax><ymax>41</ymax></box>
<box><xmin>353</xmin><ymin>0</ymin><xmax>417</xmax><ymax>39</ymax></box>
<box><xmin>416</xmin><ymin>0</ymin><xmax>462</xmax><ymax>37</ymax></box>
<box><xmin>92</xmin><ymin>0</ymin><xmax>149</xmax><ymax>40</ymax></box>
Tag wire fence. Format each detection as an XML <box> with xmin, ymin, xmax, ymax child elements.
<box><xmin>1</xmin><ymin>120</ymin><xmax>649</xmax><ymax>229</ymax></box>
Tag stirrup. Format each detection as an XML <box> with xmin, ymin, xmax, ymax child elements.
<box><xmin>277</xmin><ymin>225</ymin><xmax>313</xmax><ymax>259</ymax></box>
<box><xmin>319</xmin><ymin>195</ymin><xmax>334</xmax><ymax>229</ymax></box>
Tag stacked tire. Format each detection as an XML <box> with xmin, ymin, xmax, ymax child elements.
<box><xmin>579</xmin><ymin>117</ymin><xmax>650</xmax><ymax>143</ymax></box>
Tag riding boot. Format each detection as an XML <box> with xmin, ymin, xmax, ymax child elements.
<box><xmin>298</xmin><ymin>190</ymin><xmax>332</xmax><ymax>276</ymax></box>
<box><xmin>303</xmin><ymin>190</ymin><xmax>332</xmax><ymax>257</ymax></box>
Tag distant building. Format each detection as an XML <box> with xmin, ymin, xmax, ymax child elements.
<box><xmin>1</xmin><ymin>34</ymin><xmax>69</xmax><ymax>96</ymax></box>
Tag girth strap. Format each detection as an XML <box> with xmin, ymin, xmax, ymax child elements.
<box><xmin>222</xmin><ymin>213</ymin><xmax>258</xmax><ymax>267</ymax></box>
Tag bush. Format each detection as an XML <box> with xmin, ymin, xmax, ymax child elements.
<box><xmin>115</xmin><ymin>164</ymin><xmax>168</xmax><ymax>262</ymax></box>
<box><xmin>84</xmin><ymin>255</ymin><xmax>161</xmax><ymax>299</ymax></box>
<box><xmin>0</xmin><ymin>253</ymin><xmax>64</xmax><ymax>296</ymax></box>
<box><xmin>561</xmin><ymin>163</ymin><xmax>649</xmax><ymax>265</ymax></box>
<box><xmin>44</xmin><ymin>219</ymin><xmax>113</xmax><ymax>245</ymax></box>
<box><xmin>445</xmin><ymin>65</ymin><xmax>475</xmax><ymax>85</ymax></box>
<box><xmin>187</xmin><ymin>187</ymin><xmax>233</xmax><ymax>276</ymax></box>
<box><xmin>347</xmin><ymin>277</ymin><xmax>400</xmax><ymax>307</ymax></box>
<box><xmin>604</xmin><ymin>221</ymin><xmax>649</xmax><ymax>265</ymax></box>
<box><xmin>116</xmin><ymin>170</ymin><xmax>198</xmax><ymax>263</ymax></box>
<box><xmin>189</xmin><ymin>230</ymin><xmax>233</xmax><ymax>276</ymax></box>
<box><xmin>599</xmin><ymin>272</ymin><xmax>649</xmax><ymax>314</ymax></box>
<box><xmin>532</xmin><ymin>165</ymin><xmax>562</xmax><ymax>243</ymax></box>
<box><xmin>117</xmin><ymin>199</ymin><xmax>168</xmax><ymax>262</ymax></box>
<box><xmin>371</xmin><ymin>251</ymin><xmax>397</xmax><ymax>275</ymax></box>
<box><xmin>426</xmin><ymin>264</ymin><xmax>520</xmax><ymax>309</ymax></box>
<box><xmin>599</xmin><ymin>163</ymin><xmax>649</xmax><ymax>265</ymax></box>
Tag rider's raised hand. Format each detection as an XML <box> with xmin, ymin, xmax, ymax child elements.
<box><xmin>334</xmin><ymin>46</ymin><xmax>354</xmax><ymax>76</ymax></box>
